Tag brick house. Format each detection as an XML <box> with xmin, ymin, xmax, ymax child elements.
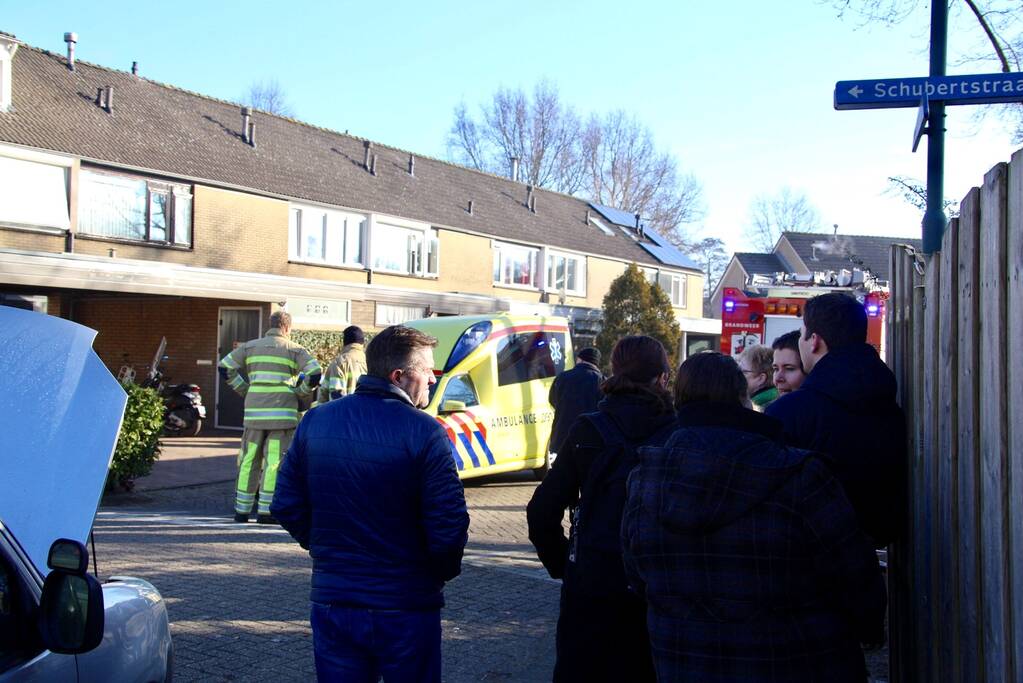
<box><xmin>0</xmin><ymin>32</ymin><xmax>719</xmax><ymax>428</ymax></box>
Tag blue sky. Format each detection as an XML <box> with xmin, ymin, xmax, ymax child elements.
<box><xmin>2</xmin><ymin>0</ymin><xmax>1017</xmax><ymax>251</ymax></box>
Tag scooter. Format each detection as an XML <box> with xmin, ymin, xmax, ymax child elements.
<box><xmin>140</xmin><ymin>338</ymin><xmax>207</xmax><ymax>437</ymax></box>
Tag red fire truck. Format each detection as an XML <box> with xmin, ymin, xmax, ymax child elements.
<box><xmin>720</xmin><ymin>270</ymin><xmax>887</xmax><ymax>357</ymax></box>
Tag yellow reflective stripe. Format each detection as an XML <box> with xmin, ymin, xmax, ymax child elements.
<box><xmin>247</xmin><ymin>385</ymin><xmax>296</xmax><ymax>394</ymax></box>
<box><xmin>246</xmin><ymin>355</ymin><xmax>298</xmax><ymax>369</ymax></box>
<box><xmin>220</xmin><ymin>356</ymin><xmax>241</xmax><ymax>369</ymax></box>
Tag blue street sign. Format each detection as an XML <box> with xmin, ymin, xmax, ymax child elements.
<box><xmin>834</xmin><ymin>72</ymin><xmax>1023</xmax><ymax>110</ymax></box>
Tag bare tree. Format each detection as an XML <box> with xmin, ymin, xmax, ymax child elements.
<box><xmin>243</xmin><ymin>79</ymin><xmax>294</xmax><ymax>117</ymax></box>
<box><xmin>828</xmin><ymin>0</ymin><xmax>1023</xmax><ymax>140</ymax></box>
<box><xmin>684</xmin><ymin>237</ymin><xmax>730</xmax><ymax>299</ymax></box>
<box><xmin>448</xmin><ymin>84</ymin><xmax>703</xmax><ymax>247</ymax></box>
<box><xmin>448</xmin><ymin>81</ymin><xmax>587</xmax><ymax>194</ymax></box>
<box><xmin>582</xmin><ymin>110</ymin><xmax>703</xmax><ymax>247</ymax></box>
<box><xmin>747</xmin><ymin>188</ymin><xmax>823</xmax><ymax>251</ymax></box>
<box><xmin>885</xmin><ymin>175</ymin><xmax>960</xmax><ymax>217</ymax></box>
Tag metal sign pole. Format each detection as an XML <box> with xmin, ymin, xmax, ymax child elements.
<box><xmin>923</xmin><ymin>1</ymin><xmax>948</xmax><ymax>255</ymax></box>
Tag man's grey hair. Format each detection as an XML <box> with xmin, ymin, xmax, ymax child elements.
<box><xmin>270</xmin><ymin>310</ymin><xmax>292</xmax><ymax>330</ymax></box>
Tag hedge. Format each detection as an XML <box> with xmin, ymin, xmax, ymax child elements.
<box><xmin>291</xmin><ymin>329</ymin><xmax>373</xmax><ymax>369</ymax></box>
<box><xmin>107</xmin><ymin>382</ymin><xmax>164</xmax><ymax>492</ymax></box>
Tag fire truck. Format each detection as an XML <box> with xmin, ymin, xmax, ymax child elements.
<box><xmin>720</xmin><ymin>268</ymin><xmax>887</xmax><ymax>357</ymax></box>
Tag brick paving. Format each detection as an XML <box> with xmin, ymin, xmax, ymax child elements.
<box><xmin>98</xmin><ymin>434</ymin><xmax>887</xmax><ymax>682</ymax></box>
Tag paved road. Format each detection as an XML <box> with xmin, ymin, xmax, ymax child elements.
<box><xmin>98</xmin><ymin>473</ymin><xmax>559</xmax><ymax>682</ymax></box>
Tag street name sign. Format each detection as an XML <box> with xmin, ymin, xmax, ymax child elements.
<box><xmin>835</xmin><ymin>72</ymin><xmax>1023</xmax><ymax>110</ymax></box>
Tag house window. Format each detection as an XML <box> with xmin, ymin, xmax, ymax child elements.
<box><xmin>545</xmin><ymin>251</ymin><xmax>585</xmax><ymax>296</ymax></box>
<box><xmin>78</xmin><ymin>169</ymin><xmax>192</xmax><ymax>246</ymax></box>
<box><xmin>0</xmin><ymin>154</ymin><xmax>70</xmax><ymax>231</ymax></box>
<box><xmin>493</xmin><ymin>242</ymin><xmax>540</xmax><ymax>288</ymax></box>
<box><xmin>657</xmin><ymin>272</ymin><xmax>687</xmax><ymax>307</ymax></box>
<box><xmin>370</xmin><ymin>220</ymin><xmax>438</xmax><ymax>277</ymax></box>
<box><xmin>640</xmin><ymin>266</ymin><xmax>686</xmax><ymax>307</ymax></box>
<box><xmin>289</xmin><ymin>204</ymin><xmax>366</xmax><ymax>267</ymax></box>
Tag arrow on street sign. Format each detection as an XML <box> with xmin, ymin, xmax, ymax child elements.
<box><xmin>834</xmin><ymin>72</ymin><xmax>1023</xmax><ymax>110</ymax></box>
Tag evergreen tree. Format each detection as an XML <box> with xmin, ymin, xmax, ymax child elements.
<box><xmin>596</xmin><ymin>263</ymin><xmax>682</xmax><ymax>367</ymax></box>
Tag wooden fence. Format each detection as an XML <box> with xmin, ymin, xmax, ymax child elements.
<box><xmin>887</xmin><ymin>148</ymin><xmax>1023</xmax><ymax>682</ymax></box>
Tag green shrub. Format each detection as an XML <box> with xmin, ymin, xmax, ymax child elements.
<box><xmin>292</xmin><ymin>329</ymin><xmax>374</xmax><ymax>369</ymax></box>
<box><xmin>107</xmin><ymin>383</ymin><xmax>164</xmax><ymax>492</ymax></box>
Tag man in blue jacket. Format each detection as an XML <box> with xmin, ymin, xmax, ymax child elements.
<box><xmin>766</xmin><ymin>292</ymin><xmax>906</xmax><ymax>547</ymax></box>
<box><xmin>272</xmin><ymin>325</ymin><xmax>469</xmax><ymax>682</ymax></box>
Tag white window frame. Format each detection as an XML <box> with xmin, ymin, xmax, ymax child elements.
<box><xmin>492</xmin><ymin>240</ymin><xmax>541</xmax><ymax>290</ymax></box>
<box><xmin>657</xmin><ymin>271</ymin><xmax>687</xmax><ymax>308</ymax></box>
<box><xmin>289</xmin><ymin>202</ymin><xmax>367</xmax><ymax>268</ymax></box>
<box><xmin>0</xmin><ymin>146</ymin><xmax>72</xmax><ymax>232</ymax></box>
<box><xmin>543</xmin><ymin>249</ymin><xmax>586</xmax><ymax>296</ymax></box>
<box><xmin>367</xmin><ymin>215</ymin><xmax>438</xmax><ymax>278</ymax></box>
<box><xmin>78</xmin><ymin>167</ymin><xmax>193</xmax><ymax>246</ymax></box>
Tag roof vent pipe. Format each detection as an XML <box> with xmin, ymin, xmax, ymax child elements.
<box><xmin>408</xmin><ymin>154</ymin><xmax>415</xmax><ymax>176</ymax></box>
<box><xmin>131</xmin><ymin>61</ymin><xmax>138</xmax><ymax>76</ymax></box>
<box><xmin>363</xmin><ymin>141</ymin><xmax>372</xmax><ymax>171</ymax></box>
<box><xmin>95</xmin><ymin>87</ymin><xmax>105</xmax><ymax>108</ymax></box>
<box><xmin>530</xmin><ymin>195</ymin><xmax>536</xmax><ymax>214</ymax></box>
<box><xmin>525</xmin><ymin>184</ymin><xmax>533</xmax><ymax>208</ymax></box>
<box><xmin>104</xmin><ymin>85</ymin><xmax>112</xmax><ymax>113</ymax></box>
<box><xmin>635</xmin><ymin>213</ymin><xmax>643</xmax><ymax>237</ymax></box>
<box><xmin>468</xmin><ymin>200</ymin><xmax>474</xmax><ymax>215</ymax></box>
<box><xmin>510</xmin><ymin>156</ymin><xmax>520</xmax><ymax>182</ymax></box>
<box><xmin>370</xmin><ymin>154</ymin><xmax>377</xmax><ymax>176</ymax></box>
<box><xmin>63</xmin><ymin>32</ymin><xmax>77</xmax><ymax>71</ymax></box>
<box><xmin>248</xmin><ymin>121</ymin><xmax>256</xmax><ymax>148</ymax></box>
<box><xmin>585</xmin><ymin>209</ymin><xmax>590</xmax><ymax>224</ymax></box>
<box><xmin>240</xmin><ymin>106</ymin><xmax>251</xmax><ymax>143</ymax></box>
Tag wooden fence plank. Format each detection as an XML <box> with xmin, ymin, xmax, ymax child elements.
<box><xmin>1005</xmin><ymin>149</ymin><xmax>1023</xmax><ymax>683</ymax></box>
<box><xmin>889</xmin><ymin>245</ymin><xmax>912</xmax><ymax>683</ymax></box>
<box><xmin>919</xmin><ymin>254</ymin><xmax>940</xmax><ymax>680</ymax></box>
<box><xmin>1006</xmin><ymin>147</ymin><xmax>1023</xmax><ymax>683</ymax></box>
<box><xmin>956</xmin><ymin>186</ymin><xmax>982</xmax><ymax>681</ymax></box>
<box><xmin>937</xmin><ymin>218</ymin><xmax>960</xmax><ymax>681</ymax></box>
<box><xmin>978</xmin><ymin>162</ymin><xmax>1010</xmax><ymax>683</ymax></box>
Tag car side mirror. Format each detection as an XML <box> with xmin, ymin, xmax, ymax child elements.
<box><xmin>440</xmin><ymin>400</ymin><xmax>467</xmax><ymax>414</ymax></box>
<box><xmin>38</xmin><ymin>539</ymin><xmax>104</xmax><ymax>654</ymax></box>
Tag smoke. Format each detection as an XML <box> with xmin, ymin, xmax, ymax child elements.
<box><xmin>810</xmin><ymin>236</ymin><xmax>854</xmax><ymax>259</ymax></box>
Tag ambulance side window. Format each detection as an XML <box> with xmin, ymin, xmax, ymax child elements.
<box><xmin>442</xmin><ymin>375</ymin><xmax>478</xmax><ymax>407</ymax></box>
<box><xmin>496</xmin><ymin>332</ymin><xmax>567</xmax><ymax>386</ymax></box>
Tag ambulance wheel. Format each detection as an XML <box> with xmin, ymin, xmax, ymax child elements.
<box><xmin>532</xmin><ymin>452</ymin><xmax>551</xmax><ymax>481</ymax></box>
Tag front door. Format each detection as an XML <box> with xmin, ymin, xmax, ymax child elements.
<box><xmin>216</xmin><ymin>308</ymin><xmax>262</xmax><ymax>429</ymax></box>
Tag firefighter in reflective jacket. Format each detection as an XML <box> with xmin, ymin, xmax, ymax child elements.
<box><xmin>219</xmin><ymin>310</ymin><xmax>321</xmax><ymax>523</ymax></box>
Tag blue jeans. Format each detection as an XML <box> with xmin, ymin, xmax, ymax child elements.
<box><xmin>310</xmin><ymin>602</ymin><xmax>441</xmax><ymax>683</ymax></box>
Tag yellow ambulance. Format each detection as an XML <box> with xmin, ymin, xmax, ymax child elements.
<box><xmin>405</xmin><ymin>313</ymin><xmax>574</xmax><ymax>480</ymax></box>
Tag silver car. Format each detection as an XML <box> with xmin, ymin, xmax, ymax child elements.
<box><xmin>0</xmin><ymin>307</ymin><xmax>172</xmax><ymax>682</ymax></box>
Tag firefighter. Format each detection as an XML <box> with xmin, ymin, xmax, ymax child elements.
<box><xmin>219</xmin><ymin>310</ymin><xmax>321</xmax><ymax>523</ymax></box>
<box><xmin>317</xmin><ymin>325</ymin><xmax>367</xmax><ymax>404</ymax></box>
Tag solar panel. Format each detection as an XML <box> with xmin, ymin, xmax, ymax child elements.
<box><xmin>588</xmin><ymin>202</ymin><xmax>646</xmax><ymax>230</ymax></box>
<box><xmin>640</xmin><ymin>243</ymin><xmax>701</xmax><ymax>270</ymax></box>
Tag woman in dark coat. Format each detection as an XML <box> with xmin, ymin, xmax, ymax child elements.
<box><xmin>621</xmin><ymin>352</ymin><xmax>886</xmax><ymax>683</ymax></box>
<box><xmin>527</xmin><ymin>336</ymin><xmax>677</xmax><ymax>683</ymax></box>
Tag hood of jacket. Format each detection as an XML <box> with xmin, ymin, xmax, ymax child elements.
<box><xmin>801</xmin><ymin>343</ymin><xmax>898</xmax><ymax>413</ymax></box>
<box><xmin>597</xmin><ymin>390</ymin><xmax>676</xmax><ymax>442</ymax></box>
<box><xmin>643</xmin><ymin>402</ymin><xmax>810</xmax><ymax>533</ymax></box>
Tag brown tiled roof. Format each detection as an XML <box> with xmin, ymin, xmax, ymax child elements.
<box><xmin>0</xmin><ymin>45</ymin><xmax>698</xmax><ymax>272</ymax></box>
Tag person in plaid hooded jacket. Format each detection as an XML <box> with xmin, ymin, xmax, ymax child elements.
<box><xmin>622</xmin><ymin>352</ymin><xmax>885</xmax><ymax>682</ymax></box>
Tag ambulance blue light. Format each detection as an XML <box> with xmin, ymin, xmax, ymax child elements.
<box><xmin>444</xmin><ymin>321</ymin><xmax>493</xmax><ymax>372</ymax></box>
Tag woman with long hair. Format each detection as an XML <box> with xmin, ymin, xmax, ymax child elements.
<box><xmin>527</xmin><ymin>336</ymin><xmax>677</xmax><ymax>682</ymax></box>
<box><xmin>622</xmin><ymin>352</ymin><xmax>885</xmax><ymax>682</ymax></box>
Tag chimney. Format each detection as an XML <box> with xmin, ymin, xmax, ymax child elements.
<box><xmin>408</xmin><ymin>154</ymin><xmax>415</xmax><ymax>176</ymax></box>
<box><xmin>510</xmin><ymin>156</ymin><xmax>520</xmax><ymax>182</ymax></box>
<box><xmin>241</xmin><ymin>106</ymin><xmax>251</xmax><ymax>143</ymax></box>
<box><xmin>131</xmin><ymin>61</ymin><xmax>138</xmax><ymax>76</ymax></box>
<box><xmin>370</xmin><ymin>154</ymin><xmax>378</xmax><ymax>176</ymax></box>
<box><xmin>0</xmin><ymin>34</ymin><xmax>20</xmax><ymax>113</ymax></box>
<box><xmin>363</xmin><ymin>141</ymin><xmax>372</xmax><ymax>171</ymax></box>
<box><xmin>63</xmin><ymin>32</ymin><xmax>77</xmax><ymax>71</ymax></box>
<box><xmin>467</xmin><ymin>200</ymin><xmax>474</xmax><ymax>216</ymax></box>
<box><xmin>248</xmin><ymin>121</ymin><xmax>256</xmax><ymax>148</ymax></box>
